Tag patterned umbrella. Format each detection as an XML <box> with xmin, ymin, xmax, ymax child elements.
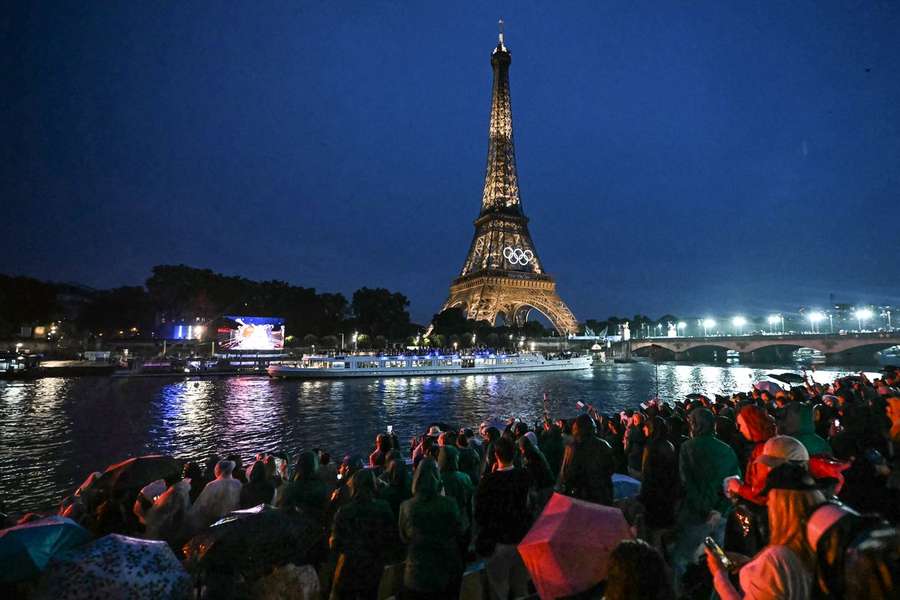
<box><xmin>184</xmin><ymin>505</ymin><xmax>323</xmax><ymax>581</ymax></box>
<box><xmin>37</xmin><ymin>534</ymin><xmax>191</xmax><ymax>599</ymax></box>
<box><xmin>0</xmin><ymin>516</ymin><xmax>92</xmax><ymax>583</ymax></box>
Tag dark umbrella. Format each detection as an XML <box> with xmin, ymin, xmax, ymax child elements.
<box><xmin>0</xmin><ymin>516</ymin><xmax>92</xmax><ymax>583</ymax></box>
<box><xmin>183</xmin><ymin>505</ymin><xmax>323</xmax><ymax>581</ymax></box>
<box><xmin>36</xmin><ymin>533</ymin><xmax>191</xmax><ymax>599</ymax></box>
<box><xmin>96</xmin><ymin>455</ymin><xmax>183</xmax><ymax>496</ymax></box>
<box><xmin>767</xmin><ymin>372</ymin><xmax>805</xmax><ymax>385</ymax></box>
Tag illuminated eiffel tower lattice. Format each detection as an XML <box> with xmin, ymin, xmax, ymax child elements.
<box><xmin>437</xmin><ymin>22</ymin><xmax>579</xmax><ymax>335</ymax></box>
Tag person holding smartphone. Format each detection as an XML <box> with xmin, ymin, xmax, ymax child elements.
<box><xmin>706</xmin><ymin>463</ymin><xmax>825</xmax><ymax>599</ymax></box>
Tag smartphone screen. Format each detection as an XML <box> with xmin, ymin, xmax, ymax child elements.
<box><xmin>387</xmin><ymin>425</ymin><xmax>393</xmax><ymax>434</ymax></box>
<box><xmin>704</xmin><ymin>536</ymin><xmax>734</xmax><ymax>571</ymax></box>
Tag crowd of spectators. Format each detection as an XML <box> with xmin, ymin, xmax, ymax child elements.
<box><xmin>3</xmin><ymin>367</ymin><xmax>900</xmax><ymax>599</ymax></box>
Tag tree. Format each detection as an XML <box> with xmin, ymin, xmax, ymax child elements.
<box><xmin>0</xmin><ymin>275</ymin><xmax>61</xmax><ymax>336</ymax></box>
<box><xmin>351</xmin><ymin>287</ymin><xmax>411</xmax><ymax>341</ymax></box>
<box><xmin>77</xmin><ymin>286</ymin><xmax>154</xmax><ymax>337</ymax></box>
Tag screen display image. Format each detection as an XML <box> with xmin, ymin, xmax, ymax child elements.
<box><xmin>218</xmin><ymin>316</ymin><xmax>285</xmax><ymax>350</ymax></box>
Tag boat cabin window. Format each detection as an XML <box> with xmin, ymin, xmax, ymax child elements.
<box><xmin>461</xmin><ymin>358</ymin><xmax>475</xmax><ymax>368</ymax></box>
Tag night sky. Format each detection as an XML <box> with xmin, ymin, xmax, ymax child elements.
<box><xmin>5</xmin><ymin>2</ymin><xmax>899</xmax><ymax>323</ymax></box>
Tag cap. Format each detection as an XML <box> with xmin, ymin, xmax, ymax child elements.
<box><xmin>757</xmin><ymin>435</ymin><xmax>810</xmax><ymax>467</ymax></box>
<box><xmin>806</xmin><ymin>502</ymin><xmax>859</xmax><ymax>550</ymax></box>
<box><xmin>762</xmin><ymin>462</ymin><xmax>820</xmax><ymax>494</ymax></box>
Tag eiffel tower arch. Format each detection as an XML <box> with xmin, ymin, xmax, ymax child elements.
<box><xmin>437</xmin><ymin>25</ymin><xmax>579</xmax><ymax>335</ymax></box>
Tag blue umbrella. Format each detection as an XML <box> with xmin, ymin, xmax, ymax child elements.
<box><xmin>37</xmin><ymin>533</ymin><xmax>192</xmax><ymax>599</ymax></box>
<box><xmin>0</xmin><ymin>516</ymin><xmax>92</xmax><ymax>582</ymax></box>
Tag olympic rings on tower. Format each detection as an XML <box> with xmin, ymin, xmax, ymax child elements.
<box><xmin>503</xmin><ymin>246</ymin><xmax>534</xmax><ymax>265</ymax></box>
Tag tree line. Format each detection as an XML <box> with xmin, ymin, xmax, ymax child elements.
<box><xmin>0</xmin><ymin>266</ymin><xmax>417</xmax><ymax>347</ymax></box>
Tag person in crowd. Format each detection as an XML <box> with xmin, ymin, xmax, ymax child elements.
<box><xmin>671</xmin><ymin>408</ymin><xmax>740</xmax><ymax>587</ymax></box>
<box><xmin>330</xmin><ymin>469</ymin><xmax>399</xmax><ymax>600</ymax></box>
<box><xmin>601</xmin><ymin>415</ymin><xmax>628</xmax><ymax>474</ymax></box>
<box><xmin>437</xmin><ymin>446</ymin><xmax>474</xmax><ymax>553</ymax></box>
<box><xmin>538</xmin><ymin>419</ymin><xmax>565</xmax><ymax>476</ymax></box>
<box><xmin>325</xmin><ymin>455</ymin><xmax>365</xmax><ymax>525</ymax></box>
<box><xmin>144</xmin><ymin>478</ymin><xmax>191</xmax><ymax>548</ymax></box>
<box><xmin>456</xmin><ymin>432</ymin><xmax>481</xmax><ymax>486</ymax></box>
<box><xmin>379</xmin><ymin>453</ymin><xmax>412</xmax><ymax>520</ymax></box>
<box><xmin>480</xmin><ymin>426</ymin><xmax>501</xmax><ymax>476</ymax></box>
<box><xmin>624</xmin><ymin>411</ymin><xmax>647</xmax><ymax>479</ymax></box>
<box><xmin>638</xmin><ymin>416</ymin><xmax>679</xmax><ymax>535</ymax></box>
<box><xmin>226</xmin><ymin>454</ymin><xmax>247</xmax><ymax>484</ymax></box>
<box><xmin>240</xmin><ymin>460</ymin><xmax>275</xmax><ymax>508</ymax></box>
<box><xmin>725</xmin><ymin>435</ymin><xmax>810</xmax><ymax>506</ymax></box>
<box><xmin>716</xmin><ymin>415</ymin><xmax>745</xmax><ymax>468</ymax></box>
<box><xmin>182</xmin><ymin>461</ymin><xmax>205</xmax><ymax>504</ymax></box>
<box><xmin>735</xmin><ymin>404</ymin><xmax>776</xmax><ymax>471</ymax></box>
<box><xmin>605</xmin><ymin>539</ymin><xmax>675</xmax><ymax>600</ymax></box>
<box><xmin>278</xmin><ymin>450</ymin><xmax>331</xmax><ymax>524</ymax></box>
<box><xmin>887</xmin><ymin>396</ymin><xmax>900</xmax><ymax>445</ymax></box>
<box><xmin>369</xmin><ymin>433</ymin><xmax>391</xmax><ymax>469</ymax></box>
<box><xmin>474</xmin><ymin>436</ymin><xmax>534</xmax><ymax>600</ymax></box>
<box><xmin>778</xmin><ymin>402</ymin><xmax>832</xmax><ymax>456</ymax></box>
<box><xmin>318</xmin><ymin>450</ymin><xmax>339</xmax><ymax>489</ymax></box>
<box><xmin>518</xmin><ymin>435</ymin><xmax>554</xmax><ymax>491</ymax></box>
<box><xmin>707</xmin><ymin>463</ymin><xmax>826</xmax><ymax>599</ymax></box>
<box><xmin>189</xmin><ymin>459</ymin><xmax>242</xmax><ymax>531</ymax></box>
<box><xmin>557</xmin><ymin>413</ymin><xmax>615</xmax><ymax>505</ymax></box>
<box><xmin>398</xmin><ymin>458</ymin><xmax>464</xmax><ymax>599</ymax></box>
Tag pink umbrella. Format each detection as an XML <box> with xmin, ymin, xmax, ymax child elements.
<box><xmin>517</xmin><ymin>493</ymin><xmax>632</xmax><ymax>599</ymax></box>
<box><xmin>754</xmin><ymin>380</ymin><xmax>783</xmax><ymax>394</ymax></box>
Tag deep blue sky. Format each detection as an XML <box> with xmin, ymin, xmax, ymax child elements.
<box><xmin>5</xmin><ymin>2</ymin><xmax>899</xmax><ymax>323</ymax></box>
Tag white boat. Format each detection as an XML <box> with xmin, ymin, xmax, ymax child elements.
<box><xmin>266</xmin><ymin>351</ymin><xmax>592</xmax><ymax>379</ymax></box>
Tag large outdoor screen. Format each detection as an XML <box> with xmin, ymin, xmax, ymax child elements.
<box><xmin>218</xmin><ymin>316</ymin><xmax>285</xmax><ymax>350</ymax></box>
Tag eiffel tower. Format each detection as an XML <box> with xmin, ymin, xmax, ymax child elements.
<box><xmin>437</xmin><ymin>22</ymin><xmax>579</xmax><ymax>335</ymax></box>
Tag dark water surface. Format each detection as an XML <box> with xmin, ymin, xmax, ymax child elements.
<box><xmin>0</xmin><ymin>362</ymin><xmax>867</xmax><ymax>512</ymax></box>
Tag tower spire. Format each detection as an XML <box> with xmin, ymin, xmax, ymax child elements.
<box><xmin>483</xmin><ymin>23</ymin><xmax>519</xmax><ymax>215</ymax></box>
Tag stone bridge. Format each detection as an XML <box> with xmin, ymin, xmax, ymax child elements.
<box><xmin>622</xmin><ymin>332</ymin><xmax>900</xmax><ymax>364</ymax></box>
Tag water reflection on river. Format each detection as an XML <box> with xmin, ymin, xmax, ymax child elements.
<box><xmin>0</xmin><ymin>362</ymin><xmax>869</xmax><ymax>511</ymax></box>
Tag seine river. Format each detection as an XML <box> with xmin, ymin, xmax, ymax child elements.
<box><xmin>0</xmin><ymin>362</ymin><xmax>872</xmax><ymax>512</ymax></box>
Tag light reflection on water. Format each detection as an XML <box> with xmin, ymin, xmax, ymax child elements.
<box><xmin>0</xmin><ymin>363</ymin><xmax>874</xmax><ymax>512</ymax></box>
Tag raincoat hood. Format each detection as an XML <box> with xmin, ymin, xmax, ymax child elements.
<box><xmin>437</xmin><ymin>446</ymin><xmax>460</xmax><ymax>472</ymax></box>
<box><xmin>411</xmin><ymin>458</ymin><xmax>441</xmax><ymax>498</ymax></box>
<box><xmin>347</xmin><ymin>469</ymin><xmax>376</xmax><ymax>501</ymax></box>
<box><xmin>294</xmin><ymin>451</ymin><xmax>319</xmax><ymax>482</ymax></box>
<box><xmin>796</xmin><ymin>403</ymin><xmax>817</xmax><ymax>435</ymax></box>
<box><xmin>737</xmin><ymin>405</ymin><xmax>776</xmax><ymax>443</ymax></box>
<box><xmin>248</xmin><ymin>460</ymin><xmax>267</xmax><ymax>483</ymax></box>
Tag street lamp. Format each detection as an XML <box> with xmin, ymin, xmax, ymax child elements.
<box><xmin>352</xmin><ymin>331</ymin><xmax>358</xmax><ymax>351</ymax></box>
<box><xmin>677</xmin><ymin>321</ymin><xmax>687</xmax><ymax>336</ymax></box>
<box><xmin>453</xmin><ymin>341</ymin><xmax>458</xmax><ymax>353</ymax></box>
<box><xmin>767</xmin><ymin>314</ymin><xmax>780</xmax><ymax>334</ymax></box>
<box><xmin>854</xmin><ymin>308</ymin><xmax>873</xmax><ymax>331</ymax></box>
<box><xmin>808</xmin><ymin>311</ymin><xmax>825</xmax><ymax>333</ymax></box>
<box><xmin>732</xmin><ymin>316</ymin><xmax>747</xmax><ymax>335</ymax></box>
<box><xmin>882</xmin><ymin>309</ymin><xmax>893</xmax><ymax>330</ymax></box>
<box><xmin>702</xmin><ymin>318</ymin><xmax>716</xmax><ymax>337</ymax></box>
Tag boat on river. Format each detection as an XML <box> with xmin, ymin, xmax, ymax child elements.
<box><xmin>266</xmin><ymin>351</ymin><xmax>592</xmax><ymax>379</ymax></box>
